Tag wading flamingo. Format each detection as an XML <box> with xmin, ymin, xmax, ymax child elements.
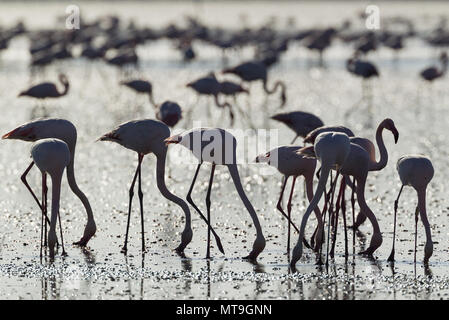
<box><xmin>2</xmin><ymin>118</ymin><xmax>96</xmax><ymax>246</ymax></box>
<box><xmin>31</xmin><ymin>138</ymin><xmax>70</xmax><ymax>259</ymax></box>
<box><xmin>387</xmin><ymin>155</ymin><xmax>434</xmax><ymax>264</ymax></box>
<box><xmin>18</xmin><ymin>74</ymin><xmax>69</xmax><ymax>99</ymax></box>
<box><xmin>271</xmin><ymin>111</ymin><xmax>324</xmax><ymax>144</ymax></box>
<box><xmin>255</xmin><ymin>146</ymin><xmax>323</xmax><ymax>252</ymax></box>
<box><xmin>165</xmin><ymin>128</ymin><xmax>265</xmax><ymax>261</ymax></box>
<box><xmin>290</xmin><ymin>132</ymin><xmax>351</xmax><ymax>268</ymax></box>
<box><xmin>98</xmin><ymin>119</ymin><xmax>193</xmax><ymax>254</ymax></box>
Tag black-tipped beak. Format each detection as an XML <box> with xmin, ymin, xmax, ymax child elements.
<box><xmin>164</xmin><ymin>135</ymin><xmax>181</xmax><ymax>146</ymax></box>
<box><xmin>393</xmin><ymin>129</ymin><xmax>399</xmax><ymax>144</ymax></box>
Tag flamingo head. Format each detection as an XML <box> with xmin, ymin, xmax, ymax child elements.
<box><xmin>381</xmin><ymin>118</ymin><xmax>399</xmax><ymax>143</ymax></box>
<box><xmin>255</xmin><ymin>151</ymin><xmax>271</xmax><ymax>164</ymax></box>
<box><xmin>2</xmin><ymin>124</ymin><xmax>36</xmax><ymax>141</ymax></box>
<box><xmin>164</xmin><ymin>134</ymin><xmax>182</xmax><ymax>146</ymax></box>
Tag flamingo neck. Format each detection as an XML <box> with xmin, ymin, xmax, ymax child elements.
<box><xmin>417</xmin><ymin>187</ymin><xmax>432</xmax><ymax>243</ymax></box>
<box><xmin>263</xmin><ymin>79</ymin><xmax>285</xmax><ymax>96</ymax></box>
<box><xmin>370</xmin><ymin>123</ymin><xmax>388</xmax><ymax>171</ymax></box>
<box><xmin>66</xmin><ymin>146</ymin><xmax>95</xmax><ymax>225</ymax></box>
<box><xmin>155</xmin><ymin>150</ymin><xmax>192</xmax><ymax>247</ymax></box>
<box><xmin>49</xmin><ymin>172</ymin><xmax>63</xmax><ymax>233</ymax></box>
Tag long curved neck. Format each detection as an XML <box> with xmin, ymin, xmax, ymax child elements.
<box><xmin>155</xmin><ymin>149</ymin><xmax>192</xmax><ymax>231</ymax></box>
<box><xmin>149</xmin><ymin>91</ymin><xmax>157</xmax><ymax>108</ymax></box>
<box><xmin>305</xmin><ymin>171</ymin><xmax>321</xmax><ymax>218</ymax></box>
<box><xmin>299</xmin><ymin>162</ymin><xmax>330</xmax><ymax>238</ymax></box>
<box><xmin>417</xmin><ymin>187</ymin><xmax>432</xmax><ymax>243</ymax></box>
<box><xmin>213</xmin><ymin>94</ymin><xmax>230</xmax><ymax>109</ymax></box>
<box><xmin>263</xmin><ymin>79</ymin><xmax>285</xmax><ymax>96</ymax></box>
<box><xmin>49</xmin><ymin>172</ymin><xmax>63</xmax><ymax>233</ymax></box>
<box><xmin>369</xmin><ymin>124</ymin><xmax>388</xmax><ymax>171</ymax></box>
<box><xmin>227</xmin><ymin>164</ymin><xmax>263</xmax><ymax>236</ymax></box>
<box><xmin>59</xmin><ymin>79</ymin><xmax>69</xmax><ymax>96</ymax></box>
<box><xmin>66</xmin><ymin>146</ymin><xmax>94</xmax><ymax>224</ymax></box>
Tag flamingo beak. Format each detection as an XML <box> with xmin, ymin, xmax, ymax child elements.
<box><xmin>392</xmin><ymin>127</ymin><xmax>399</xmax><ymax>144</ymax></box>
<box><xmin>2</xmin><ymin>127</ymin><xmax>29</xmax><ymax>140</ymax></box>
<box><xmin>164</xmin><ymin>135</ymin><xmax>181</xmax><ymax>146</ymax></box>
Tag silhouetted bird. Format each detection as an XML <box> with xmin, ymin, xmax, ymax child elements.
<box><xmin>271</xmin><ymin>111</ymin><xmax>324</xmax><ymax>143</ymax></box>
<box><xmin>420</xmin><ymin>52</ymin><xmax>447</xmax><ymax>82</ymax></box>
<box><xmin>120</xmin><ymin>79</ymin><xmax>156</xmax><ymax>107</ymax></box>
<box><xmin>18</xmin><ymin>74</ymin><xmax>69</xmax><ymax>99</ymax></box>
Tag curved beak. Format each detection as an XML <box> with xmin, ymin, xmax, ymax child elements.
<box><xmin>2</xmin><ymin>127</ymin><xmax>27</xmax><ymax>140</ymax></box>
<box><xmin>392</xmin><ymin>127</ymin><xmax>399</xmax><ymax>144</ymax></box>
<box><xmin>164</xmin><ymin>135</ymin><xmax>181</xmax><ymax>146</ymax></box>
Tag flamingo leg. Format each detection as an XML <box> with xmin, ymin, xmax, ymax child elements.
<box><xmin>341</xmin><ymin>179</ymin><xmax>348</xmax><ymax>258</ymax></box>
<box><xmin>290</xmin><ymin>135</ymin><xmax>299</xmax><ymax>144</ymax></box>
<box><xmin>186</xmin><ymin>163</ymin><xmax>224</xmax><ymax>254</ymax></box>
<box><xmin>388</xmin><ymin>185</ymin><xmax>403</xmax><ymax>262</ymax></box>
<box><xmin>43</xmin><ymin>173</ymin><xmax>48</xmax><ymax>248</ymax></box>
<box><xmin>121</xmin><ymin>153</ymin><xmax>142</xmax><ymax>254</ymax></box>
<box><xmin>138</xmin><ymin>154</ymin><xmax>145</xmax><ymax>253</ymax></box>
<box><xmin>57</xmin><ymin>207</ymin><xmax>66</xmax><ymax>256</ymax></box>
<box><xmin>330</xmin><ymin>177</ymin><xmax>344</xmax><ymax>258</ymax></box>
<box><xmin>326</xmin><ymin>172</ymin><xmax>340</xmax><ymax>266</ymax></box>
<box><xmin>205</xmin><ymin>164</ymin><xmax>216</xmax><ymax>259</ymax></box>
<box><xmin>21</xmin><ymin>162</ymin><xmax>51</xmax><ymax>226</ymax></box>
<box><xmin>276</xmin><ymin>177</ymin><xmax>304</xmax><ymax>240</ymax></box>
<box><xmin>414</xmin><ymin>205</ymin><xmax>419</xmax><ymax>264</ymax></box>
<box><xmin>351</xmin><ymin>176</ymin><xmax>356</xmax><ymax>252</ymax></box>
<box><xmin>286</xmin><ymin>176</ymin><xmax>297</xmax><ymax>253</ymax></box>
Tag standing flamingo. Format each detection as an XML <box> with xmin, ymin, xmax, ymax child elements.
<box><xmin>290</xmin><ymin>132</ymin><xmax>351</xmax><ymax>268</ymax></box>
<box><xmin>98</xmin><ymin>119</ymin><xmax>193</xmax><ymax>254</ymax></box>
<box><xmin>387</xmin><ymin>155</ymin><xmax>434</xmax><ymax>264</ymax></box>
<box><xmin>255</xmin><ymin>146</ymin><xmax>323</xmax><ymax>252</ymax></box>
<box><xmin>186</xmin><ymin>73</ymin><xmax>234</xmax><ymax>125</ymax></box>
<box><xmin>271</xmin><ymin>111</ymin><xmax>324</xmax><ymax>144</ymax></box>
<box><xmin>18</xmin><ymin>74</ymin><xmax>69</xmax><ymax>99</ymax></box>
<box><xmin>120</xmin><ymin>79</ymin><xmax>157</xmax><ymax>108</ymax></box>
<box><xmin>420</xmin><ymin>52</ymin><xmax>447</xmax><ymax>82</ymax></box>
<box><xmin>349</xmin><ymin>118</ymin><xmax>399</xmax><ymax>229</ymax></box>
<box><xmin>165</xmin><ymin>128</ymin><xmax>265</xmax><ymax>261</ymax></box>
<box><xmin>31</xmin><ymin>138</ymin><xmax>70</xmax><ymax>259</ymax></box>
<box><xmin>222</xmin><ymin>60</ymin><xmax>286</xmax><ymax>107</ymax></box>
<box><xmin>2</xmin><ymin>118</ymin><xmax>96</xmax><ymax>246</ymax></box>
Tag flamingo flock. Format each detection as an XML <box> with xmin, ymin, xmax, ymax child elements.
<box><xmin>0</xmin><ymin>12</ymin><xmax>440</xmax><ymax>271</ymax></box>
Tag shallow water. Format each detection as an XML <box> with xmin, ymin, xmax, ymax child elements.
<box><xmin>0</xmin><ymin>1</ymin><xmax>449</xmax><ymax>300</ymax></box>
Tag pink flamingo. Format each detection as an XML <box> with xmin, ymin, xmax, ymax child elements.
<box><xmin>98</xmin><ymin>119</ymin><xmax>193</xmax><ymax>254</ymax></box>
<box><xmin>31</xmin><ymin>138</ymin><xmax>70</xmax><ymax>259</ymax></box>
<box><xmin>290</xmin><ymin>132</ymin><xmax>351</xmax><ymax>268</ymax></box>
<box><xmin>388</xmin><ymin>155</ymin><xmax>434</xmax><ymax>264</ymax></box>
<box><xmin>165</xmin><ymin>128</ymin><xmax>265</xmax><ymax>261</ymax></box>
<box><xmin>2</xmin><ymin>119</ymin><xmax>96</xmax><ymax>246</ymax></box>
<box><xmin>255</xmin><ymin>146</ymin><xmax>323</xmax><ymax>253</ymax></box>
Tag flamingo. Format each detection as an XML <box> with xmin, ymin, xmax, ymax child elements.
<box><xmin>271</xmin><ymin>111</ymin><xmax>324</xmax><ymax>144</ymax></box>
<box><xmin>290</xmin><ymin>132</ymin><xmax>351</xmax><ymax>268</ymax></box>
<box><xmin>186</xmin><ymin>73</ymin><xmax>234</xmax><ymax>125</ymax></box>
<box><xmin>222</xmin><ymin>60</ymin><xmax>286</xmax><ymax>107</ymax></box>
<box><xmin>165</xmin><ymin>128</ymin><xmax>265</xmax><ymax>261</ymax></box>
<box><xmin>2</xmin><ymin>118</ymin><xmax>96</xmax><ymax>246</ymax></box>
<box><xmin>304</xmin><ymin>125</ymin><xmax>354</xmax><ymax>144</ymax></box>
<box><xmin>349</xmin><ymin>118</ymin><xmax>399</xmax><ymax>229</ymax></box>
<box><xmin>387</xmin><ymin>155</ymin><xmax>434</xmax><ymax>264</ymax></box>
<box><xmin>31</xmin><ymin>138</ymin><xmax>70</xmax><ymax>259</ymax></box>
<box><xmin>156</xmin><ymin>101</ymin><xmax>182</xmax><ymax>128</ymax></box>
<box><xmin>98</xmin><ymin>119</ymin><xmax>192</xmax><ymax>254</ymax></box>
<box><xmin>420</xmin><ymin>52</ymin><xmax>447</xmax><ymax>82</ymax></box>
<box><xmin>255</xmin><ymin>146</ymin><xmax>323</xmax><ymax>252</ymax></box>
<box><xmin>18</xmin><ymin>74</ymin><xmax>69</xmax><ymax>99</ymax></box>
<box><xmin>120</xmin><ymin>79</ymin><xmax>156</xmax><ymax>107</ymax></box>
